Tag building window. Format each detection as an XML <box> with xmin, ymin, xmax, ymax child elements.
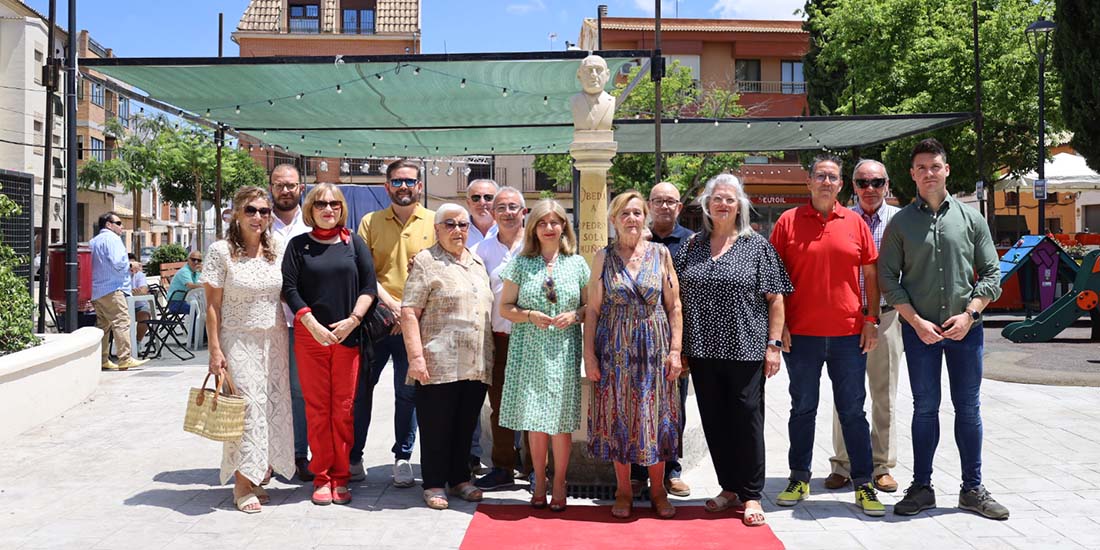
<box><xmin>735</xmin><ymin>59</ymin><xmax>761</xmax><ymax>93</ymax></box>
<box><xmin>77</xmin><ymin>136</ymin><xmax>84</xmax><ymax>160</ymax></box>
<box><xmin>118</xmin><ymin>98</ymin><xmax>130</xmax><ymax>127</ymax></box>
<box><xmin>289</xmin><ymin>3</ymin><xmax>320</xmax><ymax>33</ymax></box>
<box><xmin>90</xmin><ymin>82</ymin><xmax>105</xmax><ymax>107</ymax></box>
<box><xmin>1004</xmin><ymin>191</ymin><xmax>1018</xmax><ymax>207</ymax></box>
<box><xmin>90</xmin><ymin>137</ymin><xmax>105</xmax><ymax>162</ymax></box>
<box><xmin>343</xmin><ymin>9</ymin><xmax>376</xmax><ymax>34</ymax></box>
<box><xmin>781</xmin><ymin>61</ymin><xmax>806</xmax><ymax>94</ymax></box>
<box><xmin>34</xmin><ymin>49</ymin><xmax>44</xmax><ymax>84</ymax></box>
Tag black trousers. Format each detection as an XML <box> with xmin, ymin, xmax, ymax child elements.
<box><xmin>415</xmin><ymin>379</ymin><xmax>488</xmax><ymax>490</ymax></box>
<box><xmin>691</xmin><ymin>358</ymin><xmax>765</xmax><ymax>502</ymax></box>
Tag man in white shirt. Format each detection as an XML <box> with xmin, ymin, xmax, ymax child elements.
<box><xmin>465</xmin><ymin>178</ymin><xmax>499</xmax><ymax>248</ymax></box>
<box><xmin>269</xmin><ymin>163</ymin><xmax>313</xmax><ymax>482</ymax></box>
<box><xmin>470</xmin><ymin>186</ymin><xmax>528</xmax><ymax>490</ymax></box>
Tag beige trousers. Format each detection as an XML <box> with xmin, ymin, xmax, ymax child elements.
<box><xmin>93</xmin><ymin>290</ymin><xmax>132</xmax><ymax>363</ymax></box>
<box><xmin>829</xmin><ymin>308</ymin><xmax>902</xmax><ymax>477</ymax></box>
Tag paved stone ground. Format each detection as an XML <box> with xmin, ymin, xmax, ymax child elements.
<box><xmin>3</xmin><ymin>328</ymin><xmax>1100</xmax><ymax>550</ymax></box>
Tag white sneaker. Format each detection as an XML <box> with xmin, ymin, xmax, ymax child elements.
<box><xmin>349</xmin><ymin>461</ymin><xmax>366</xmax><ymax>482</ymax></box>
<box><xmin>393</xmin><ymin>459</ymin><xmax>414</xmax><ymax>488</ymax></box>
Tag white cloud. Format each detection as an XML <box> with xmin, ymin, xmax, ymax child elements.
<box><xmin>506</xmin><ymin>0</ymin><xmax>546</xmax><ymax>15</ymax></box>
<box><xmin>708</xmin><ymin>0</ymin><xmax>806</xmax><ymax>20</ymax></box>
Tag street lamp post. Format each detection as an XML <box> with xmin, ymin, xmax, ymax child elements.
<box><xmin>1025</xmin><ymin>16</ymin><xmax>1056</xmax><ymax>235</ymax></box>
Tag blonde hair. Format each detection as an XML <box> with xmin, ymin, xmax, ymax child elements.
<box><xmin>608</xmin><ymin>190</ymin><xmax>648</xmax><ymax>240</ymax></box>
<box><xmin>302</xmin><ymin>183</ymin><xmax>349</xmax><ymax>227</ymax></box>
<box><xmin>520</xmin><ymin>199</ymin><xmax>576</xmax><ymax>257</ymax></box>
<box><xmin>227</xmin><ymin>185</ymin><xmax>277</xmax><ymax>263</ymax></box>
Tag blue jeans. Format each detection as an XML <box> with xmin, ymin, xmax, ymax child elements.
<box><xmin>901</xmin><ymin>323</ymin><xmax>984</xmax><ymax>490</ymax></box>
<box><xmin>784</xmin><ymin>334</ymin><xmax>873</xmax><ymax>487</ymax></box>
<box><xmin>167</xmin><ymin>301</ymin><xmax>190</xmax><ymax>314</ymax></box>
<box><xmin>288</xmin><ymin>328</ymin><xmax>308</xmax><ymax>459</ymax></box>
<box><xmin>351</xmin><ymin>334</ymin><xmax>418</xmax><ymax>463</ymax></box>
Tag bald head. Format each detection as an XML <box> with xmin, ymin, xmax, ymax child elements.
<box><xmin>648</xmin><ymin>182</ymin><xmax>683</xmax><ymax>233</ymax></box>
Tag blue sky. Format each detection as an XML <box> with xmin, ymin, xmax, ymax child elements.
<box><xmin>25</xmin><ymin>0</ymin><xmax>805</xmax><ymax>57</ymax></box>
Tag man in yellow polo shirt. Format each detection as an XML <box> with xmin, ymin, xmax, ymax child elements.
<box><xmin>350</xmin><ymin>158</ymin><xmax>436</xmax><ymax>488</ymax></box>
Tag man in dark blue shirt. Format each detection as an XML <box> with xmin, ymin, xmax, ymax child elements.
<box><xmin>630</xmin><ymin>181</ymin><xmax>692</xmax><ymax>497</ymax></box>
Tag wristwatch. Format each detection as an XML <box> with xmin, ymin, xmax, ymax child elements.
<box><xmin>766</xmin><ymin>339</ymin><xmax>783</xmax><ymax>349</ymax></box>
<box><xmin>966</xmin><ymin>308</ymin><xmax>981</xmax><ymax>321</ymax></box>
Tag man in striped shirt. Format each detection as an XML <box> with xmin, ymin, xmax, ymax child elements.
<box><xmin>824</xmin><ymin>159</ymin><xmax>902</xmax><ymax>494</ymax></box>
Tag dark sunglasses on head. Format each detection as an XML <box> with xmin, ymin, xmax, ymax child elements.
<box><xmin>854</xmin><ymin>177</ymin><xmax>888</xmax><ymax>189</ymax></box>
<box><xmin>469</xmin><ymin>194</ymin><xmax>495</xmax><ymax>203</ymax></box>
<box><xmin>543</xmin><ymin>277</ymin><xmax>557</xmax><ymax>304</ymax></box>
<box><xmin>440</xmin><ymin>220</ymin><xmax>470</xmax><ymax>230</ymax></box>
<box><xmin>389</xmin><ymin>178</ymin><xmax>418</xmax><ymax>188</ymax></box>
<box><xmin>244</xmin><ymin>205</ymin><xmax>272</xmax><ymax>216</ymax></box>
<box><xmin>312</xmin><ymin>200</ymin><xmax>343</xmax><ymax>210</ymax></box>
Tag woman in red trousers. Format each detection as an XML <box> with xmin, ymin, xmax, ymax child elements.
<box><xmin>282</xmin><ymin>183</ymin><xmax>377</xmax><ymax>506</ymax></box>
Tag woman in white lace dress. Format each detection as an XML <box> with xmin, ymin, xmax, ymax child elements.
<box><xmin>202</xmin><ymin>185</ymin><xmax>294</xmax><ymax>514</ymax></box>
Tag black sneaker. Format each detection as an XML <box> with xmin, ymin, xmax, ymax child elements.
<box><xmin>474</xmin><ymin>468</ymin><xmax>515</xmax><ymax>491</ymax></box>
<box><xmin>295</xmin><ymin>457</ymin><xmax>315</xmax><ymax>482</ymax></box>
<box><xmin>894</xmin><ymin>483</ymin><xmax>936</xmax><ymax>516</ymax></box>
<box><xmin>959</xmin><ymin>485</ymin><xmax>1010</xmax><ymax>520</ymax></box>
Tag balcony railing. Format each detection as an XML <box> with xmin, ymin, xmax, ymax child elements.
<box><xmin>288</xmin><ymin>19</ymin><xmax>320</xmax><ymax>34</ymax></box>
<box><xmin>736</xmin><ymin>81</ymin><xmax>807</xmax><ymax>94</ymax></box>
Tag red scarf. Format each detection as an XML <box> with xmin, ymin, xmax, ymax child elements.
<box><xmin>311</xmin><ymin>225</ymin><xmax>351</xmax><ymax>244</ymax></box>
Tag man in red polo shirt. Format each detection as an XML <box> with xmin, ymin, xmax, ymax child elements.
<box><xmin>769</xmin><ymin>153</ymin><xmax>885</xmax><ymax>517</ymax></box>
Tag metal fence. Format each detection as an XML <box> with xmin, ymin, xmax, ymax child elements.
<box><xmin>0</xmin><ymin>169</ymin><xmax>35</xmax><ymax>294</ymax></box>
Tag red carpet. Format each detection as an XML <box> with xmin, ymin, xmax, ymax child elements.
<box><xmin>460</xmin><ymin>504</ymin><xmax>785</xmax><ymax>550</ymax></box>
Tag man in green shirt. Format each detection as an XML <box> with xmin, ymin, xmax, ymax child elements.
<box><xmin>878</xmin><ymin>138</ymin><xmax>1008</xmax><ymax>520</ymax></box>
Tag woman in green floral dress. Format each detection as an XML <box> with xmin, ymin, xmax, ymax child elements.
<box><xmin>499</xmin><ymin>199</ymin><xmax>589</xmax><ymax>512</ymax></box>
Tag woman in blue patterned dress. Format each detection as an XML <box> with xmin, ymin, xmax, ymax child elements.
<box><xmin>499</xmin><ymin>199</ymin><xmax>589</xmax><ymax>512</ymax></box>
<box><xmin>584</xmin><ymin>190</ymin><xmax>683</xmax><ymax>520</ymax></box>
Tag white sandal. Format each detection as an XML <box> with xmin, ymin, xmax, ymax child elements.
<box><xmin>235</xmin><ymin>492</ymin><xmax>261</xmax><ymax>514</ymax></box>
<box><xmin>423</xmin><ymin>488</ymin><xmax>449</xmax><ymax>510</ymax></box>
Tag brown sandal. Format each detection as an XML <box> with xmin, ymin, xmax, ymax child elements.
<box><xmin>611</xmin><ymin>492</ymin><xmax>633</xmax><ymax>519</ymax></box>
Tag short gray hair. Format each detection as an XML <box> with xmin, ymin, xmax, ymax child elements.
<box><xmin>698</xmin><ymin>173</ymin><xmax>754</xmax><ymax>237</ymax></box>
<box><xmin>809</xmin><ymin>153</ymin><xmax>843</xmax><ymax>176</ymax></box>
<box><xmin>852</xmin><ymin>158</ymin><xmax>889</xmax><ymax>180</ymax></box>
<box><xmin>434</xmin><ymin>203</ymin><xmax>469</xmax><ymax>224</ymax></box>
<box><xmin>494</xmin><ymin>185</ymin><xmax>526</xmax><ymax>207</ymax></box>
<box><xmin>466</xmin><ymin>179</ymin><xmax>499</xmax><ymax>193</ymax></box>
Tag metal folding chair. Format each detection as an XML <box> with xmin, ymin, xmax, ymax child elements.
<box><xmin>138</xmin><ymin>289</ymin><xmax>195</xmax><ymax>361</ymax></box>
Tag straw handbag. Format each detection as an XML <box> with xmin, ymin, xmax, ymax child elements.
<box><xmin>183</xmin><ymin>372</ymin><xmax>246</xmax><ymax>442</ymax></box>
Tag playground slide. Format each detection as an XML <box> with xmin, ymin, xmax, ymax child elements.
<box><xmin>1001</xmin><ymin>251</ymin><xmax>1100</xmax><ymax>343</ymax></box>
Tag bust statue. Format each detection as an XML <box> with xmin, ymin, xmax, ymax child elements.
<box><xmin>570</xmin><ymin>55</ymin><xmax>616</xmax><ymax>132</ymax></box>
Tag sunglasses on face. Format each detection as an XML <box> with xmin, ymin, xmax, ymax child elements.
<box><xmin>855</xmin><ymin>177</ymin><xmax>888</xmax><ymax>189</ymax></box>
<box><xmin>312</xmin><ymin>200</ymin><xmax>343</xmax><ymax>211</ymax></box>
<box><xmin>469</xmin><ymin>194</ymin><xmax>495</xmax><ymax>203</ymax></box>
<box><xmin>243</xmin><ymin>205</ymin><xmax>272</xmax><ymax>216</ymax></box>
<box><xmin>440</xmin><ymin>220</ymin><xmax>470</xmax><ymax>231</ymax></box>
<box><xmin>189</xmin><ymin>258</ymin><xmax>203</xmax><ymax>264</ymax></box>
<box><xmin>543</xmin><ymin>276</ymin><xmax>557</xmax><ymax>304</ymax></box>
<box><xmin>107</xmin><ymin>219</ymin><xmax>123</xmax><ymax>226</ymax></box>
<box><xmin>389</xmin><ymin>178</ymin><xmax>418</xmax><ymax>188</ymax></box>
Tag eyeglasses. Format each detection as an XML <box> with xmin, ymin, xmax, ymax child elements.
<box><xmin>312</xmin><ymin>200</ymin><xmax>343</xmax><ymax>211</ymax></box>
<box><xmin>649</xmin><ymin>199</ymin><xmax>680</xmax><ymax>208</ymax></box>
<box><xmin>389</xmin><ymin>178</ymin><xmax>418</xmax><ymax>188</ymax></box>
<box><xmin>710</xmin><ymin>196</ymin><xmax>739</xmax><ymax>206</ymax></box>
<box><xmin>440</xmin><ymin>220</ymin><xmax>470</xmax><ymax>231</ymax></box>
<box><xmin>854</xmin><ymin>177</ymin><xmax>888</xmax><ymax>189</ymax></box>
<box><xmin>494</xmin><ymin>204</ymin><xmax>525</xmax><ymax>214</ymax></box>
<box><xmin>813</xmin><ymin>173</ymin><xmax>842</xmax><ymax>183</ymax></box>
<box><xmin>543</xmin><ymin>277</ymin><xmax>557</xmax><ymax>304</ymax></box>
<box><xmin>468</xmin><ymin>194</ymin><xmax>495</xmax><ymax>203</ymax></box>
<box><xmin>243</xmin><ymin>205</ymin><xmax>272</xmax><ymax>217</ymax></box>
<box><xmin>271</xmin><ymin>183</ymin><xmax>299</xmax><ymax>192</ymax></box>
<box><xmin>107</xmin><ymin>219</ymin><xmax>123</xmax><ymax>226</ymax></box>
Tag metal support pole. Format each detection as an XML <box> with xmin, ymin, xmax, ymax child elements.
<box><xmin>972</xmin><ymin>1</ymin><xmax>988</xmax><ymax>222</ymax></box>
<box><xmin>1037</xmin><ymin>49</ymin><xmax>1047</xmax><ymax>235</ymax></box>
<box><xmin>214</xmin><ymin>13</ymin><xmax>224</xmax><ymax>239</ymax></box>
<box><xmin>652</xmin><ymin>1</ymin><xmax>662</xmax><ymax>185</ymax></box>
<box><xmin>597</xmin><ymin>5</ymin><xmax>607</xmax><ymax>50</ymax></box>
<box><xmin>64</xmin><ymin>0</ymin><xmax>77</xmax><ymax>332</ymax></box>
<box><xmin>36</xmin><ymin>0</ymin><xmax>58</xmax><ymax>333</ymax></box>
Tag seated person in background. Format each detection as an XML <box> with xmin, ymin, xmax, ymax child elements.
<box><xmin>167</xmin><ymin>251</ymin><xmax>204</xmax><ymax>313</ymax></box>
<box><xmin>129</xmin><ymin>254</ymin><xmax>151</xmax><ymax>342</ymax></box>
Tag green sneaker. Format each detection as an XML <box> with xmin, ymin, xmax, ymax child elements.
<box><xmin>855</xmin><ymin>483</ymin><xmax>885</xmax><ymax>517</ymax></box>
<box><xmin>776</xmin><ymin>480</ymin><xmax>809</xmax><ymax>506</ymax></box>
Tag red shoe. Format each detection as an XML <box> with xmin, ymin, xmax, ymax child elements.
<box><xmin>311</xmin><ymin>484</ymin><xmax>333</xmax><ymax>506</ymax></box>
<box><xmin>332</xmin><ymin>485</ymin><xmax>351</xmax><ymax>505</ymax></box>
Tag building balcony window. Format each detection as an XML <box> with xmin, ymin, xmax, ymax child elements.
<box><xmin>735</xmin><ymin>81</ymin><xmax>807</xmax><ymax>94</ymax></box>
<box><xmin>90</xmin><ymin>82</ymin><xmax>105</xmax><ymax>107</ymax></box>
<box><xmin>343</xmin><ymin>9</ymin><xmax>375</xmax><ymax>35</ymax></box>
<box><xmin>288</xmin><ymin>4</ymin><xmax>320</xmax><ymax>34</ymax></box>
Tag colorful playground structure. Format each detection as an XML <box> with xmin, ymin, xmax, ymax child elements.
<box><xmin>998</xmin><ymin>235</ymin><xmax>1100</xmax><ymax>343</ymax></box>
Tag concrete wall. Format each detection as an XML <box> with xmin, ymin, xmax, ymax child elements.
<box><xmin>0</xmin><ymin>327</ymin><xmax>102</xmax><ymax>442</ymax></box>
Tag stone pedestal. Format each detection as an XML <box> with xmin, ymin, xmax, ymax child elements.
<box><xmin>570</xmin><ymin>132</ymin><xmax>616</xmax><ymax>265</ymax></box>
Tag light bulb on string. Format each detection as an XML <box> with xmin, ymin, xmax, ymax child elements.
<box><xmin>300</xmin><ymin>135</ymin><xmax>305</xmax><ymax>142</ymax></box>
<box><xmin>502</xmin><ymin>88</ymin><xmax>508</xmax><ymax>97</ymax></box>
<box><xmin>296</xmin><ymin>92</ymin><xmax>304</xmax><ymax>100</ymax></box>
<box><xmin>413</xmin><ymin>67</ymin><xmax>421</xmax><ymax>75</ymax></box>
<box><xmin>460</xmin><ymin>78</ymin><xmax>466</xmax><ymax>89</ymax></box>
<box><xmin>234</xmin><ymin>105</ymin><xmax>240</xmax><ymax>114</ymax></box>
<box><xmin>446</xmin><ymin>164</ymin><xmax>455</xmax><ymax>176</ymax></box>
<box><xmin>376</xmin><ymin>74</ymin><xmax>384</xmax><ymax>81</ymax></box>
<box><xmin>336</xmin><ymin>85</ymin><xmax>342</xmax><ymax>94</ymax></box>
<box><xmin>338</xmin><ymin>139</ymin><xmax>343</xmax><ymax>147</ymax></box>
<box><xmin>361</xmin><ymin>162</ymin><xmax>369</xmax><ymax>173</ymax></box>
<box><xmin>319</xmin><ymin>161</ymin><xmax>328</xmax><ymax>172</ymax></box>
<box><xmin>431</xmin><ymin>165</ymin><xmax>440</xmax><ymax>176</ymax></box>
<box><xmin>543</xmin><ymin>96</ymin><xmax>548</xmax><ymax>105</ymax></box>
<box><xmin>268</xmin><ymin>99</ymin><xmax>274</xmax><ymax>106</ymax></box>
<box><xmin>341</xmin><ymin>161</ymin><xmax>349</xmax><ymax>172</ymax></box>
<box><xmin>462</xmin><ymin>166</ymin><xmax>472</xmax><ymax>176</ymax></box>
<box><xmin>746</xmin><ymin>122</ymin><xmax>751</xmax><ymax>129</ymax></box>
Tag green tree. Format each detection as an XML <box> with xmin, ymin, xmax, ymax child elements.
<box><xmin>0</xmin><ymin>186</ymin><xmax>40</xmax><ymax>354</ymax></box>
<box><xmin>1053</xmin><ymin>0</ymin><xmax>1100</xmax><ymax>172</ymax></box>
<box><xmin>806</xmin><ymin>0</ymin><xmax>1061</xmax><ymax>203</ymax></box>
<box><xmin>533</xmin><ymin>60</ymin><xmax>747</xmax><ymax>200</ymax></box>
